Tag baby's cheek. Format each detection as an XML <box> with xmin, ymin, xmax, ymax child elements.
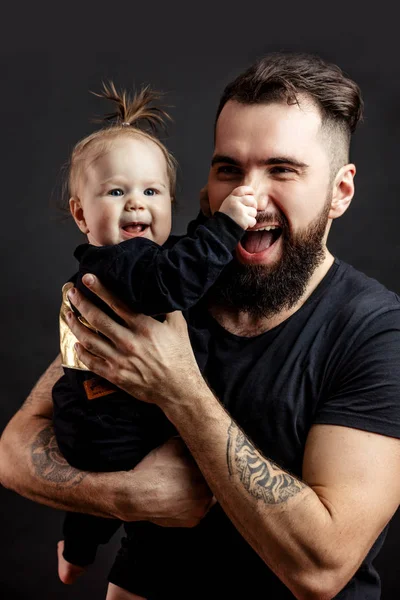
<box><xmin>159</xmin><ymin>203</ymin><xmax>172</xmax><ymax>223</ymax></box>
<box><xmin>98</xmin><ymin>210</ymin><xmax>117</xmax><ymax>230</ymax></box>
<box><xmin>156</xmin><ymin>212</ymin><xmax>172</xmax><ymax>244</ymax></box>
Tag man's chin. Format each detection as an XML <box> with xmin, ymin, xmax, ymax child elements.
<box><xmin>206</xmin><ymin>260</ymin><xmax>285</xmax><ymax>320</ymax></box>
<box><xmin>231</xmin><ymin>256</ymin><xmax>277</xmax><ymax>280</ymax></box>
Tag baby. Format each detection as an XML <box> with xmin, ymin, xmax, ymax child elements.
<box><xmin>52</xmin><ymin>82</ymin><xmax>257</xmax><ymax>600</ymax></box>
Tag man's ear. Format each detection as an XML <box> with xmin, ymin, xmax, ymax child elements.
<box><xmin>69</xmin><ymin>197</ymin><xmax>89</xmax><ymax>234</ymax></box>
<box><xmin>329</xmin><ymin>163</ymin><xmax>356</xmax><ymax>220</ymax></box>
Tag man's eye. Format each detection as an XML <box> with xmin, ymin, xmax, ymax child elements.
<box><xmin>270</xmin><ymin>167</ymin><xmax>295</xmax><ymax>175</ymax></box>
<box><xmin>143</xmin><ymin>188</ymin><xmax>158</xmax><ymax>196</ymax></box>
<box><xmin>108</xmin><ymin>188</ymin><xmax>124</xmax><ymax>196</ymax></box>
<box><xmin>217</xmin><ymin>166</ymin><xmax>241</xmax><ymax>176</ymax></box>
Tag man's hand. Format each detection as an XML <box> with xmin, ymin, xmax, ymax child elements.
<box><xmin>129</xmin><ymin>437</ymin><xmax>215</xmax><ymax>527</ymax></box>
<box><xmin>66</xmin><ymin>276</ymin><xmax>207</xmax><ymax>409</ymax></box>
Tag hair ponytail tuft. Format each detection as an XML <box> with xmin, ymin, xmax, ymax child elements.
<box><xmin>92</xmin><ymin>81</ymin><xmax>172</xmax><ymax>133</ymax></box>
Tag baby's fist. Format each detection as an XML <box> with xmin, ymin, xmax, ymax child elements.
<box><xmin>219</xmin><ymin>186</ymin><xmax>257</xmax><ymax>229</ymax></box>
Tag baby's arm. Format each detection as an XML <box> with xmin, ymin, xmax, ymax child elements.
<box><xmin>76</xmin><ymin>186</ymin><xmax>257</xmax><ymax>315</ymax></box>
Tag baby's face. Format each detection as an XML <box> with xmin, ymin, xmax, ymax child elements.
<box><xmin>71</xmin><ymin>136</ymin><xmax>172</xmax><ymax>247</ymax></box>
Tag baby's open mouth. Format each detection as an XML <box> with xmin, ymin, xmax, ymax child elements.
<box><xmin>122</xmin><ymin>223</ymin><xmax>150</xmax><ymax>234</ymax></box>
<box><xmin>241</xmin><ymin>226</ymin><xmax>282</xmax><ymax>254</ymax></box>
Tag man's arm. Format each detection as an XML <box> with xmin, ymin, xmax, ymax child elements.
<box><xmin>0</xmin><ymin>355</ymin><xmax>213</xmax><ymax>526</ymax></box>
<box><xmin>67</xmin><ymin>277</ymin><xmax>400</xmax><ymax>600</ymax></box>
<box><xmin>0</xmin><ymin>356</ymin><xmax>124</xmax><ymax>516</ymax></box>
<box><xmin>169</xmin><ymin>410</ymin><xmax>400</xmax><ymax>599</ymax></box>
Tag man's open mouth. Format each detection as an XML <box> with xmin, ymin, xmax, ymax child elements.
<box><xmin>241</xmin><ymin>226</ymin><xmax>282</xmax><ymax>254</ymax></box>
<box><xmin>122</xmin><ymin>223</ymin><xmax>150</xmax><ymax>234</ymax></box>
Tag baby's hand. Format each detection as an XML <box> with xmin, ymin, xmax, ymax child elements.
<box><xmin>218</xmin><ymin>186</ymin><xmax>257</xmax><ymax>229</ymax></box>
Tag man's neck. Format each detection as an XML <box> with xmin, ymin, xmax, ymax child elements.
<box><xmin>209</xmin><ymin>251</ymin><xmax>335</xmax><ymax>337</ymax></box>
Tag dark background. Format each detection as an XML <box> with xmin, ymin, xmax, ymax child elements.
<box><xmin>0</xmin><ymin>3</ymin><xmax>399</xmax><ymax>598</ymax></box>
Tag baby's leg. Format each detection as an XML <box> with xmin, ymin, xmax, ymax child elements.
<box><xmin>63</xmin><ymin>512</ymin><xmax>121</xmax><ymax>564</ymax></box>
<box><xmin>57</xmin><ymin>540</ymin><xmax>87</xmax><ymax>584</ymax></box>
<box><xmin>106</xmin><ymin>582</ymin><xmax>147</xmax><ymax>600</ymax></box>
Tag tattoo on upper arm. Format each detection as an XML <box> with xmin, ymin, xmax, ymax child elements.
<box><xmin>31</xmin><ymin>426</ymin><xmax>88</xmax><ymax>486</ymax></box>
<box><xmin>227</xmin><ymin>420</ymin><xmax>306</xmax><ymax>504</ymax></box>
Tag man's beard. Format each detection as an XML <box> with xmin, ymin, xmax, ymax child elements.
<box><xmin>207</xmin><ymin>199</ymin><xmax>331</xmax><ymax>320</ymax></box>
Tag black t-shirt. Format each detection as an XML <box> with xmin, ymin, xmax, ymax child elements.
<box><xmin>117</xmin><ymin>258</ymin><xmax>400</xmax><ymax>599</ymax></box>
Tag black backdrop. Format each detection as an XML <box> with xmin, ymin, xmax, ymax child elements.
<box><xmin>1</xmin><ymin>3</ymin><xmax>399</xmax><ymax>598</ymax></box>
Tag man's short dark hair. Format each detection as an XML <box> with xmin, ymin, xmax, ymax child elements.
<box><xmin>215</xmin><ymin>53</ymin><xmax>364</xmax><ymax>175</ymax></box>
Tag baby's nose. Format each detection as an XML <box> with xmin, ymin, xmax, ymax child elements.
<box><xmin>125</xmin><ymin>193</ymin><xmax>145</xmax><ymax>210</ymax></box>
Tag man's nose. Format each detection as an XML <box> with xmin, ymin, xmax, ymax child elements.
<box><xmin>244</xmin><ymin>176</ymin><xmax>270</xmax><ymax>211</ymax></box>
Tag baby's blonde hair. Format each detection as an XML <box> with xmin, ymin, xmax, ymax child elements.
<box><xmin>68</xmin><ymin>81</ymin><xmax>177</xmax><ymax>200</ymax></box>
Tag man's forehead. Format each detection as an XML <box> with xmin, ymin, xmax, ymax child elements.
<box><xmin>216</xmin><ymin>99</ymin><xmax>322</xmax><ymax>142</ymax></box>
<box><xmin>218</xmin><ymin>97</ymin><xmax>322</xmax><ymax>123</ymax></box>
<box><xmin>214</xmin><ymin>99</ymin><xmax>325</xmax><ymax>164</ymax></box>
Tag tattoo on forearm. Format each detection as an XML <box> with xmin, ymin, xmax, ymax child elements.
<box><xmin>31</xmin><ymin>426</ymin><xmax>88</xmax><ymax>486</ymax></box>
<box><xmin>227</xmin><ymin>420</ymin><xmax>306</xmax><ymax>504</ymax></box>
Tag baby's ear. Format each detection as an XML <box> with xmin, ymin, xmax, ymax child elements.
<box><xmin>69</xmin><ymin>197</ymin><xmax>89</xmax><ymax>234</ymax></box>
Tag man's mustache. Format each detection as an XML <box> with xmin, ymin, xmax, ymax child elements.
<box><xmin>255</xmin><ymin>211</ymin><xmax>286</xmax><ymax>229</ymax></box>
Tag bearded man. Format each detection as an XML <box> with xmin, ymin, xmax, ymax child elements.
<box><xmin>1</xmin><ymin>53</ymin><xmax>400</xmax><ymax>600</ymax></box>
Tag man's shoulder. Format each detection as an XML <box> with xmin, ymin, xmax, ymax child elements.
<box><xmin>332</xmin><ymin>258</ymin><xmax>400</xmax><ymax>314</ymax></box>
<box><xmin>323</xmin><ymin>259</ymin><xmax>400</xmax><ymax>339</ymax></box>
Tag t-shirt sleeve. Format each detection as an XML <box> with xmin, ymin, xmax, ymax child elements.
<box><xmin>314</xmin><ymin>306</ymin><xmax>400</xmax><ymax>439</ymax></box>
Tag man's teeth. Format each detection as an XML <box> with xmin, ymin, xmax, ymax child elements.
<box><xmin>253</xmin><ymin>225</ymin><xmax>280</xmax><ymax>231</ymax></box>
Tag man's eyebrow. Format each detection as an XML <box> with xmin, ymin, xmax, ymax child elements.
<box><xmin>211</xmin><ymin>155</ymin><xmax>309</xmax><ymax>169</ymax></box>
<box><xmin>211</xmin><ymin>155</ymin><xmax>240</xmax><ymax>167</ymax></box>
<box><xmin>265</xmin><ymin>157</ymin><xmax>309</xmax><ymax>169</ymax></box>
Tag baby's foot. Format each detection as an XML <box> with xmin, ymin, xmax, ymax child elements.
<box><xmin>57</xmin><ymin>540</ymin><xmax>87</xmax><ymax>584</ymax></box>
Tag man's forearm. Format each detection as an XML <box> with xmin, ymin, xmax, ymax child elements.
<box><xmin>163</xmin><ymin>389</ymin><xmax>363</xmax><ymax>600</ymax></box>
<box><xmin>0</xmin><ymin>354</ymin><xmax>214</xmax><ymax>528</ymax></box>
<box><xmin>0</xmin><ymin>356</ymin><xmax>139</xmax><ymax>520</ymax></box>
<box><xmin>0</xmin><ymin>409</ymin><xmax>130</xmax><ymax>518</ymax></box>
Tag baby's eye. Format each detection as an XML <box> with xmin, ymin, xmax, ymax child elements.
<box><xmin>108</xmin><ymin>188</ymin><xmax>124</xmax><ymax>197</ymax></box>
<box><xmin>143</xmin><ymin>188</ymin><xmax>158</xmax><ymax>196</ymax></box>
